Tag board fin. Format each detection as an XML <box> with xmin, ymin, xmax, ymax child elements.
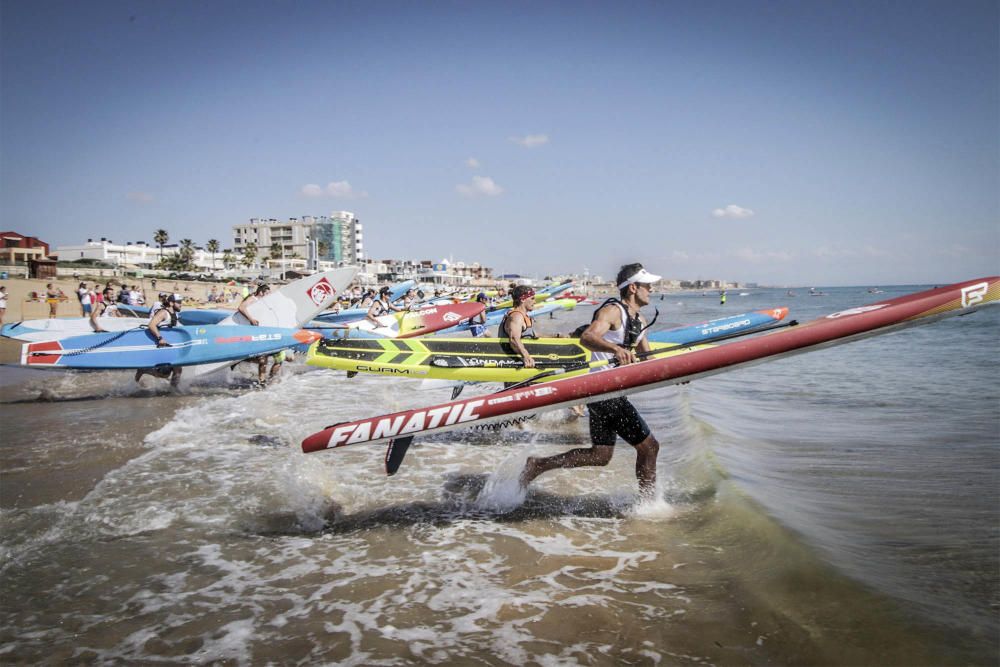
<box><xmin>385</xmin><ymin>436</ymin><xmax>414</xmax><ymax>475</ymax></box>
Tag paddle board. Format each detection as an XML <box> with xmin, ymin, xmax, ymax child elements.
<box><xmin>312</xmin><ymin>279</ymin><xmax>419</xmax><ymax>325</ymax></box>
<box><xmin>116</xmin><ymin>305</ymin><xmax>232</xmax><ymax>325</ymax></box>
<box><xmin>22</xmin><ymin>326</ymin><xmax>321</xmax><ymax>370</ymax></box>
<box><xmin>2</xmin><ymin>316</ymin><xmax>152</xmax><ymax>342</ymax></box>
<box><xmin>337</xmin><ymin>302</ymin><xmax>485</xmax><ymax>338</ymax></box>
<box><xmin>185</xmin><ymin>267</ymin><xmax>357</xmax><ymax>379</ymax></box>
<box><xmin>306</xmin><ymin>308</ymin><xmax>789</xmax><ymax>383</ymax></box>
<box><xmin>301</xmin><ymin>278</ymin><xmax>998</xmax><ymax>461</ymax></box>
<box><xmin>432</xmin><ymin>298</ymin><xmax>578</xmax><ymax>336</ymax></box>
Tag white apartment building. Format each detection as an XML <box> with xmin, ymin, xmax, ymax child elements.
<box><xmin>55</xmin><ymin>238</ymin><xmax>226</xmax><ymax>272</ymax></box>
<box><xmin>233</xmin><ymin>211</ymin><xmax>364</xmax><ymax>268</ymax></box>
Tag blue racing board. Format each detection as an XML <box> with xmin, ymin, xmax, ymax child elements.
<box><xmin>647</xmin><ymin>308</ymin><xmax>789</xmax><ymax>344</ymax></box>
<box><xmin>117</xmin><ymin>305</ymin><xmax>232</xmax><ymax>325</ymax></box>
<box><xmin>21</xmin><ymin>325</ymin><xmax>321</xmax><ymax>370</ymax></box>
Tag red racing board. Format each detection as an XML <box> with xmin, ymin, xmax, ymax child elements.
<box><xmin>302</xmin><ymin>277</ymin><xmax>999</xmax><ymax>454</ymax></box>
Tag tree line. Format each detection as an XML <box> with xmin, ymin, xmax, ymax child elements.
<box><xmin>152</xmin><ymin>230</ymin><xmax>300</xmax><ymax>272</ymax></box>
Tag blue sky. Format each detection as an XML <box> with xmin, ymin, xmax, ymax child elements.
<box><xmin>1</xmin><ymin>0</ymin><xmax>996</xmax><ymax>285</ymax></box>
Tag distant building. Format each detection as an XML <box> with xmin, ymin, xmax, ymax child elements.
<box><xmin>313</xmin><ymin>212</ymin><xmax>364</xmax><ymax>265</ymax></box>
<box><xmin>55</xmin><ymin>238</ymin><xmax>226</xmax><ymax>272</ymax></box>
<box><xmin>1</xmin><ymin>231</ymin><xmax>51</xmax><ymax>264</ymax></box>
<box><xmin>233</xmin><ymin>211</ymin><xmax>363</xmax><ymax>269</ymax></box>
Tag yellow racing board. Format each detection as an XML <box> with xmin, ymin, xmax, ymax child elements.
<box><xmin>306</xmin><ymin>335</ymin><xmax>704</xmax><ymax>383</ymax></box>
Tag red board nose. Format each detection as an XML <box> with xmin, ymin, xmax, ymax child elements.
<box><xmin>759</xmin><ymin>306</ymin><xmax>789</xmax><ymax>321</ymax></box>
<box><xmin>294</xmin><ymin>329</ymin><xmax>323</xmax><ymax>345</ymax></box>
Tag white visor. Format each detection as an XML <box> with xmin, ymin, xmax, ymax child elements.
<box><xmin>617</xmin><ymin>268</ymin><xmax>662</xmax><ymax>289</ymax></box>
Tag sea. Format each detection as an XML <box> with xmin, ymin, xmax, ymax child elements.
<box><xmin>1</xmin><ymin>284</ymin><xmax>997</xmax><ymax>665</ymax></box>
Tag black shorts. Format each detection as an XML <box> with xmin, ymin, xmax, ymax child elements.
<box><xmin>587</xmin><ymin>396</ymin><xmax>651</xmax><ymax>447</ymax></box>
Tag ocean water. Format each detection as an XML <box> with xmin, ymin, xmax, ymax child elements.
<box><xmin>0</xmin><ymin>285</ymin><xmax>997</xmax><ymax>665</ymax></box>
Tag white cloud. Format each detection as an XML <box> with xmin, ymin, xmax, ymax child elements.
<box><xmin>301</xmin><ymin>181</ymin><xmax>368</xmax><ymax>199</ymax></box>
<box><xmin>510</xmin><ymin>134</ymin><xmax>549</xmax><ymax>148</ymax></box>
<box><xmin>126</xmin><ymin>191</ymin><xmax>154</xmax><ymax>203</ymax></box>
<box><xmin>712</xmin><ymin>204</ymin><xmax>755</xmax><ymax>219</ymax></box>
<box><xmin>731</xmin><ymin>247</ymin><xmax>795</xmax><ymax>263</ymax></box>
<box><xmin>456</xmin><ymin>175</ymin><xmax>504</xmax><ymax>197</ymax></box>
<box><xmin>466</xmin><ymin>157</ymin><xmax>480</xmax><ymax>169</ymax></box>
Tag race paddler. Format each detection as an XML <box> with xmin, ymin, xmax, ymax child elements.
<box><xmin>365</xmin><ymin>286</ymin><xmax>403</xmax><ymax>328</ymax></box>
<box><xmin>520</xmin><ymin>263</ymin><xmax>662</xmax><ymax>499</ymax></box>
<box><xmin>134</xmin><ymin>293</ymin><xmax>184</xmax><ymax>387</ymax></box>
<box><xmin>498</xmin><ymin>285</ymin><xmax>538</xmax><ymax>370</ymax></box>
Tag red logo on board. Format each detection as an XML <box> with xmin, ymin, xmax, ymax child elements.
<box><xmin>308</xmin><ymin>278</ymin><xmax>336</xmax><ymax>306</ymax></box>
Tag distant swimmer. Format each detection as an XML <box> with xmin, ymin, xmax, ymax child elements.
<box><xmin>520</xmin><ymin>263</ymin><xmax>662</xmax><ymax>500</ymax></box>
<box><xmin>135</xmin><ymin>294</ymin><xmax>184</xmax><ymax>387</ymax></box>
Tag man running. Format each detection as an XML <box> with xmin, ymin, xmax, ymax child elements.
<box><xmin>135</xmin><ymin>293</ymin><xmax>184</xmax><ymax>386</ymax></box>
<box><xmin>520</xmin><ymin>263</ymin><xmax>662</xmax><ymax>499</ymax></box>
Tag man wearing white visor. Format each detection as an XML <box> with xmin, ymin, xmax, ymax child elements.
<box><xmin>521</xmin><ymin>263</ymin><xmax>662</xmax><ymax>499</ymax></box>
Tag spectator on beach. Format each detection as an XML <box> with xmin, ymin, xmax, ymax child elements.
<box><xmin>77</xmin><ymin>282</ymin><xmax>93</xmax><ymax>316</ymax></box>
<box><xmin>46</xmin><ymin>283</ymin><xmax>61</xmax><ymax>318</ymax></box>
<box><xmin>0</xmin><ymin>285</ymin><xmax>7</xmax><ymax>325</ymax></box>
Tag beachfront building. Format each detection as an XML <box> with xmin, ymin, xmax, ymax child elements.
<box><xmin>313</xmin><ymin>212</ymin><xmax>364</xmax><ymax>265</ymax></box>
<box><xmin>1</xmin><ymin>231</ymin><xmax>51</xmax><ymax>264</ymax></box>
<box><xmin>354</xmin><ymin>257</ymin><xmax>495</xmax><ymax>287</ymax></box>
<box><xmin>233</xmin><ymin>211</ymin><xmax>364</xmax><ymax>270</ymax></box>
<box><xmin>54</xmin><ymin>238</ymin><xmax>226</xmax><ymax>272</ymax></box>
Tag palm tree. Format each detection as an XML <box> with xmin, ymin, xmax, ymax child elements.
<box><xmin>179</xmin><ymin>239</ymin><xmax>195</xmax><ymax>270</ymax></box>
<box><xmin>206</xmin><ymin>239</ymin><xmax>219</xmax><ymax>272</ymax></box>
<box><xmin>222</xmin><ymin>249</ymin><xmax>234</xmax><ymax>269</ymax></box>
<box><xmin>154</xmin><ymin>229</ymin><xmax>168</xmax><ymax>263</ymax></box>
<box><xmin>242</xmin><ymin>242</ymin><xmax>258</xmax><ymax>269</ymax></box>
<box><xmin>317</xmin><ymin>240</ymin><xmax>329</xmax><ymax>260</ymax></box>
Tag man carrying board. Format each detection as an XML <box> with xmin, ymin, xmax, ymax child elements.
<box><xmin>520</xmin><ymin>263</ymin><xmax>662</xmax><ymax>499</ymax></box>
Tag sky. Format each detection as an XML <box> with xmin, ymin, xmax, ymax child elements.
<box><xmin>1</xmin><ymin>0</ymin><xmax>997</xmax><ymax>286</ymax></box>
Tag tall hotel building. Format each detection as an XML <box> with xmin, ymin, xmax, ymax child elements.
<box><xmin>232</xmin><ymin>211</ymin><xmax>364</xmax><ymax>267</ymax></box>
